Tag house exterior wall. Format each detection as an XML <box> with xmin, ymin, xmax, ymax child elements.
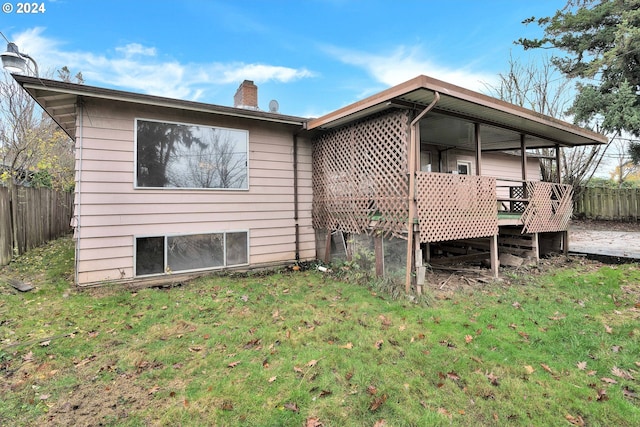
<box><xmin>439</xmin><ymin>149</ymin><xmax>541</xmax><ymax>199</ymax></box>
<box><xmin>74</xmin><ymin>98</ymin><xmax>313</xmax><ymax>286</ymax></box>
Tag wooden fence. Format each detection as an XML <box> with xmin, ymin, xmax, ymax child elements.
<box><xmin>574</xmin><ymin>186</ymin><xmax>640</xmax><ymax>221</ymax></box>
<box><xmin>0</xmin><ymin>186</ymin><xmax>74</xmax><ymax>265</ymax></box>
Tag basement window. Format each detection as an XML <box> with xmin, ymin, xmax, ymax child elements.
<box><xmin>135</xmin><ymin>231</ymin><xmax>249</xmax><ymax>276</ymax></box>
<box><xmin>135</xmin><ymin>118</ymin><xmax>248</xmax><ymax>190</ymax></box>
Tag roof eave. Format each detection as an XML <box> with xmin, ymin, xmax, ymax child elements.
<box><xmin>12</xmin><ymin>75</ymin><xmax>308</xmax><ymax>142</ymax></box>
<box><xmin>307</xmin><ymin>74</ymin><xmax>608</xmax><ymax>147</ymax></box>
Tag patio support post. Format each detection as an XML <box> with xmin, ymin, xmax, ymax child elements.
<box><xmin>489</xmin><ymin>234</ymin><xmax>499</xmax><ymax>278</ymax></box>
<box><xmin>521</xmin><ymin>134</ymin><xmax>528</xmax><ymax>198</ymax></box>
<box><xmin>475</xmin><ymin>123</ymin><xmax>482</xmax><ymax>175</ymax></box>
<box><xmin>555</xmin><ymin>144</ymin><xmax>561</xmax><ymax>184</ymax></box>
<box><xmin>405</xmin><ymin>92</ymin><xmax>440</xmax><ymax>293</ymax></box>
<box><xmin>555</xmin><ymin>144</ymin><xmax>569</xmax><ymax>255</ymax></box>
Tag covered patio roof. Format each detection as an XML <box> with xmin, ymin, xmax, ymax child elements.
<box><xmin>306</xmin><ymin>75</ymin><xmax>607</xmax><ymax>150</ymax></box>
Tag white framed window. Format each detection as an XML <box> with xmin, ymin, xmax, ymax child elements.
<box><xmin>135</xmin><ymin>231</ymin><xmax>249</xmax><ymax>276</ymax></box>
<box><xmin>457</xmin><ymin>160</ymin><xmax>472</xmax><ymax>175</ymax></box>
<box><xmin>135</xmin><ymin>118</ymin><xmax>249</xmax><ymax>190</ymax></box>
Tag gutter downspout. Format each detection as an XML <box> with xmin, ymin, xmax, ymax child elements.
<box><xmin>293</xmin><ymin>132</ymin><xmax>300</xmax><ymax>262</ymax></box>
<box><xmin>74</xmin><ymin>98</ymin><xmax>84</xmax><ymax>286</ymax></box>
<box><xmin>405</xmin><ymin>92</ymin><xmax>440</xmax><ymax>293</ymax></box>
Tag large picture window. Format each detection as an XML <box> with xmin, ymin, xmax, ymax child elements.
<box><xmin>136</xmin><ymin>119</ymin><xmax>248</xmax><ymax>189</ymax></box>
<box><xmin>135</xmin><ymin>231</ymin><xmax>249</xmax><ymax>276</ymax></box>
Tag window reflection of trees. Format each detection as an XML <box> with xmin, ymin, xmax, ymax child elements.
<box><xmin>169</xmin><ymin>128</ymin><xmax>247</xmax><ymax>189</ymax></box>
<box><xmin>137</xmin><ymin>120</ymin><xmax>248</xmax><ymax>189</ymax></box>
<box><xmin>167</xmin><ymin>233</ymin><xmax>224</xmax><ymax>271</ymax></box>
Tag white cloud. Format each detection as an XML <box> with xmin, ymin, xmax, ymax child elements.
<box><xmin>5</xmin><ymin>28</ymin><xmax>314</xmax><ymax>102</ymax></box>
<box><xmin>218</xmin><ymin>63</ymin><xmax>315</xmax><ymax>84</ymax></box>
<box><xmin>115</xmin><ymin>43</ymin><xmax>157</xmax><ymax>58</ymax></box>
<box><xmin>324</xmin><ymin>44</ymin><xmax>497</xmax><ymax>93</ymax></box>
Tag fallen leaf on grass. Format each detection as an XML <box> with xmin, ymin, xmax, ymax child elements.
<box><xmin>596</xmin><ymin>388</ymin><xmax>608</xmax><ymax>401</ymax></box>
<box><xmin>39</xmin><ymin>394</ymin><xmax>50</xmax><ymax>400</ymax></box>
<box><xmin>369</xmin><ymin>394</ymin><xmax>387</xmax><ymax>412</ymax></box>
<box><xmin>340</xmin><ymin>342</ymin><xmax>353</xmax><ymax>349</ymax></box>
<box><xmin>221</xmin><ymin>400</ymin><xmax>234</xmax><ymax>411</ymax></box>
<box><xmin>306</xmin><ymin>359</ymin><xmax>318</xmax><ymax>367</ymax></box>
<box><xmin>601</xmin><ymin>377</ymin><xmax>618</xmax><ymax>384</ymax></box>
<box><xmin>464</xmin><ymin>335</ymin><xmax>473</xmax><ymax>344</ymax></box>
<box><xmin>148</xmin><ymin>385</ymin><xmax>160</xmax><ymax>395</ymax></box>
<box><xmin>268</xmin><ymin>376</ymin><xmax>277</xmax><ymax>383</ymax></box>
<box><xmin>373</xmin><ymin>420</ymin><xmax>387</xmax><ymax>427</ymax></box>
<box><xmin>447</xmin><ymin>371</ymin><xmax>461</xmax><ymax>381</ymax></box>
<box><xmin>319</xmin><ymin>390</ymin><xmax>332</xmax><ymax>398</ymax></box>
<box><xmin>227</xmin><ymin>361</ymin><xmax>240</xmax><ymax>368</ymax></box>
<box><xmin>548</xmin><ymin>312</ymin><xmax>566</xmax><ymax>321</ymax></box>
<box><xmin>74</xmin><ymin>355</ymin><xmax>96</xmax><ymax>367</ymax></box>
<box><xmin>612</xmin><ymin>366</ymin><xmax>634</xmax><ymax>380</ymax></box>
<box><xmin>375</xmin><ymin>340</ymin><xmax>384</xmax><ymax>350</ymax></box>
<box><xmin>367</xmin><ymin>385</ymin><xmax>378</xmax><ymax>395</ymax></box>
<box><xmin>565</xmin><ymin>414</ymin><xmax>585</xmax><ymax>426</ymax></box>
<box><xmin>623</xmin><ymin>386</ymin><xmax>638</xmax><ymax>399</ymax></box>
<box><xmin>524</xmin><ymin>365</ymin><xmax>535</xmax><ymax>375</ymax></box>
<box><xmin>437</xmin><ymin>407</ymin><xmax>452</xmax><ymax>419</ymax></box>
<box><xmin>378</xmin><ymin>315</ymin><xmax>392</xmax><ymax>328</ymax></box>
<box><xmin>306</xmin><ymin>417</ymin><xmax>324</xmax><ymax>427</ymax></box>
<box><xmin>284</xmin><ymin>402</ymin><xmax>299</xmax><ymax>413</ymax></box>
<box><xmin>512</xmin><ymin>301</ymin><xmax>522</xmax><ymax>309</ymax></box>
<box><xmin>188</xmin><ymin>346</ymin><xmax>203</xmax><ymax>352</ymax></box>
<box><xmin>540</xmin><ymin>363</ymin><xmax>553</xmax><ymax>374</ymax></box>
<box><xmin>486</xmin><ymin>371</ymin><xmax>500</xmax><ymax>386</ymax></box>
<box><xmin>577</xmin><ymin>361</ymin><xmax>587</xmax><ymax>370</ymax></box>
<box><xmin>604</xmin><ymin>324</ymin><xmax>613</xmax><ymax>334</ymax></box>
<box><xmin>22</xmin><ymin>351</ymin><xmax>34</xmax><ymax>362</ymax></box>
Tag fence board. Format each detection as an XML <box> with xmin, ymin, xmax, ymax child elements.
<box><xmin>0</xmin><ymin>186</ymin><xmax>73</xmax><ymax>266</ymax></box>
<box><xmin>575</xmin><ymin>186</ymin><xmax>640</xmax><ymax>221</ymax></box>
<box><xmin>0</xmin><ymin>187</ymin><xmax>11</xmax><ymax>265</ymax></box>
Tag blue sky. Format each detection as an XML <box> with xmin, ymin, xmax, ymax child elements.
<box><xmin>1</xmin><ymin>0</ymin><xmax>567</xmax><ymax>118</ymax></box>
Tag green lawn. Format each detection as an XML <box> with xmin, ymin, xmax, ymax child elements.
<box><xmin>1</xmin><ymin>236</ymin><xmax>639</xmax><ymax>426</ymax></box>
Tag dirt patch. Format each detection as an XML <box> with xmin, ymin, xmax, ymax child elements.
<box><xmin>422</xmin><ymin>254</ymin><xmax>605</xmax><ymax>295</ymax></box>
<box><xmin>45</xmin><ymin>373</ymin><xmax>154</xmax><ymax>426</ymax></box>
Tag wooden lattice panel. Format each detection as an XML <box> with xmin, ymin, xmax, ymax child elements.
<box><xmin>521</xmin><ymin>182</ymin><xmax>573</xmax><ymax>233</ymax></box>
<box><xmin>415</xmin><ymin>172</ymin><xmax>498</xmax><ymax>243</ymax></box>
<box><xmin>312</xmin><ymin>110</ymin><xmax>410</xmax><ymax>236</ymax></box>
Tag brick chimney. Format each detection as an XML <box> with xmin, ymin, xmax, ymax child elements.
<box><xmin>233</xmin><ymin>80</ymin><xmax>259</xmax><ymax>110</ymax></box>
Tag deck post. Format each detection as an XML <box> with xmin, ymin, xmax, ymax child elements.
<box><xmin>405</xmin><ymin>92</ymin><xmax>440</xmax><ymax>293</ymax></box>
<box><xmin>415</xmin><ymin>240</ymin><xmax>425</xmax><ymax>295</ymax></box>
<box><xmin>374</xmin><ymin>234</ymin><xmax>384</xmax><ymax>277</ymax></box>
<box><xmin>521</xmin><ymin>134</ymin><xmax>528</xmax><ymax>198</ymax></box>
<box><xmin>324</xmin><ymin>230</ymin><xmax>332</xmax><ymax>263</ymax></box>
<box><xmin>475</xmin><ymin>123</ymin><xmax>482</xmax><ymax>175</ymax></box>
<box><xmin>490</xmin><ymin>234</ymin><xmax>499</xmax><ymax>278</ymax></box>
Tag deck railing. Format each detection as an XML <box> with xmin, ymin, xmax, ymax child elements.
<box><xmin>496</xmin><ymin>179</ymin><xmax>573</xmax><ymax>233</ymax></box>
<box><xmin>415</xmin><ymin>172</ymin><xmax>498</xmax><ymax>243</ymax></box>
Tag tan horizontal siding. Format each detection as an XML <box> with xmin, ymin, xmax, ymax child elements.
<box><xmin>74</xmin><ymin>97</ymin><xmax>314</xmax><ymax>286</ymax></box>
